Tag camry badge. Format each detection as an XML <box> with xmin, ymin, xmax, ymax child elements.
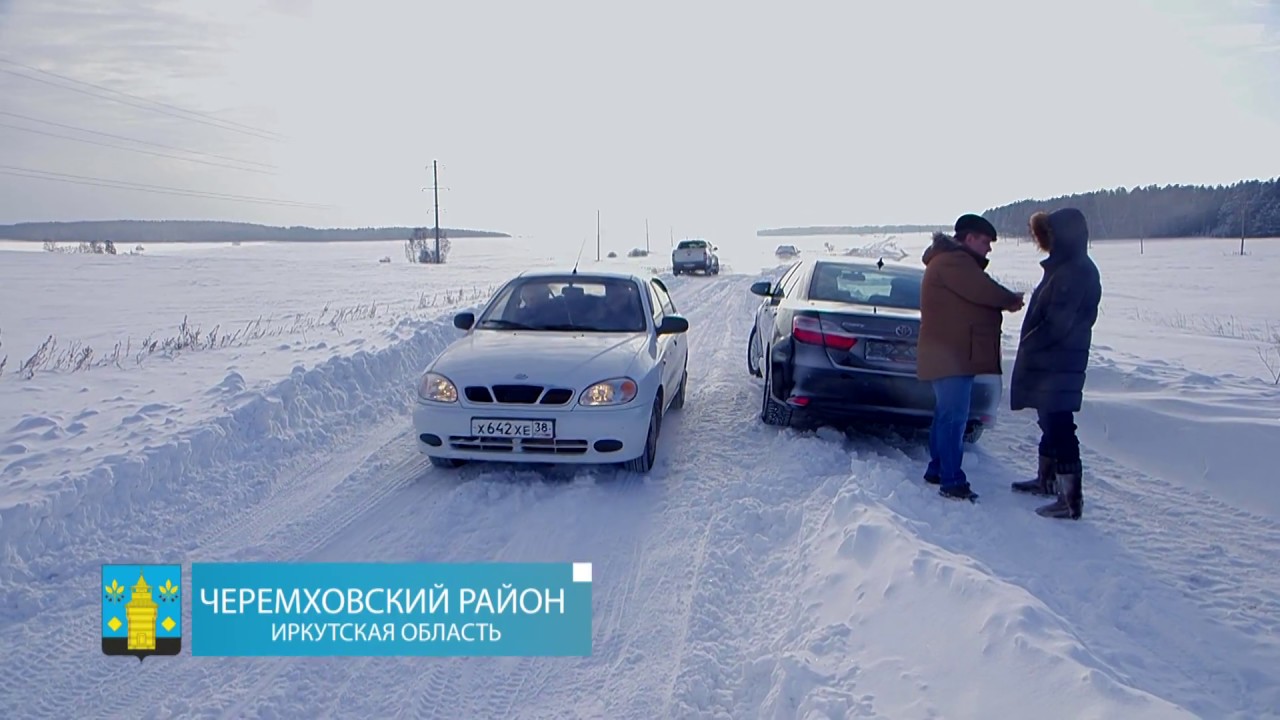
<box><xmin>514</xmin><ymin>373</ymin><xmax>529</xmax><ymax>380</ymax></box>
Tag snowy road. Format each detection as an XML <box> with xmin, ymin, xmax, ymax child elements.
<box><xmin>1</xmin><ymin>271</ymin><xmax>1277</xmax><ymax>718</ymax></box>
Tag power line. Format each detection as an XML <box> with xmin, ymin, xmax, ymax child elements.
<box><xmin>0</xmin><ymin>168</ymin><xmax>330</xmax><ymax>210</ymax></box>
<box><xmin>0</xmin><ymin>164</ymin><xmax>334</xmax><ymax>210</ymax></box>
<box><xmin>0</xmin><ymin>121</ymin><xmax>276</xmax><ymax>175</ymax></box>
<box><xmin>0</xmin><ymin>65</ymin><xmax>281</xmax><ymax>142</ymax></box>
<box><xmin>0</xmin><ymin>110</ymin><xmax>275</xmax><ymax>169</ymax></box>
<box><xmin>0</xmin><ymin>56</ymin><xmax>281</xmax><ymax>140</ymax></box>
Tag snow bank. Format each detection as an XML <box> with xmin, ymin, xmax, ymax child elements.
<box><xmin>0</xmin><ymin>310</ymin><xmax>466</xmax><ymax>614</ymax></box>
<box><xmin>776</xmin><ymin>479</ymin><xmax>1196</xmax><ymax>719</ymax></box>
<box><xmin>1078</xmin><ymin>357</ymin><xmax>1280</xmax><ymax>518</ymax></box>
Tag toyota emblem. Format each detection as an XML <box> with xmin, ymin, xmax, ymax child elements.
<box><xmin>895</xmin><ymin>325</ymin><xmax>913</xmax><ymax>338</ymax></box>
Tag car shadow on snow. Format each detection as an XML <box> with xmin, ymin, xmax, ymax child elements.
<box><xmin>787</xmin><ymin>417</ymin><xmax>932</xmax><ymax>450</ymax></box>
<box><xmin>422</xmin><ymin>456</ymin><xmax>662</xmax><ymax>489</ymax></box>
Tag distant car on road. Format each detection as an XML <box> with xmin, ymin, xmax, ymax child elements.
<box><xmin>746</xmin><ymin>256</ymin><xmax>999</xmax><ymax>443</ymax></box>
<box><xmin>774</xmin><ymin>244</ymin><xmax>800</xmax><ymax>259</ymax></box>
<box><xmin>413</xmin><ymin>270</ymin><xmax>690</xmax><ymax>473</ymax></box>
<box><xmin>672</xmin><ymin>239</ymin><xmax>720</xmax><ymax>275</ymax></box>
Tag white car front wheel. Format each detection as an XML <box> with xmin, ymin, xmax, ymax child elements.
<box><xmin>623</xmin><ymin>395</ymin><xmax>662</xmax><ymax>473</ymax></box>
<box><xmin>747</xmin><ymin>327</ymin><xmax>762</xmax><ymax>377</ymax></box>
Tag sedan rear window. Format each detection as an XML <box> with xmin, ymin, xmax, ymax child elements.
<box><xmin>808</xmin><ymin>263</ymin><xmax>922</xmax><ymax>309</ymax></box>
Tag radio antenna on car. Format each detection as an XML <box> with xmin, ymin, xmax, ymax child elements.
<box><xmin>572</xmin><ymin>235</ymin><xmax>588</xmax><ymax>275</ymax></box>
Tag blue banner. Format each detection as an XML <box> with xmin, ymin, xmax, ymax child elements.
<box><xmin>190</xmin><ymin>562</ymin><xmax>593</xmax><ymax>656</ymax></box>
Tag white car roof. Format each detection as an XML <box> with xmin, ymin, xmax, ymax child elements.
<box><xmin>515</xmin><ymin>268</ymin><xmax>649</xmax><ymax>282</ymax></box>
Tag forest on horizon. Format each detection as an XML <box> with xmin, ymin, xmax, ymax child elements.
<box><xmin>0</xmin><ymin>220</ymin><xmax>510</xmax><ymax>243</ymax></box>
<box><xmin>758</xmin><ymin>177</ymin><xmax>1280</xmax><ymax>241</ymax></box>
<box><xmin>981</xmin><ymin>178</ymin><xmax>1280</xmax><ymax>240</ymax></box>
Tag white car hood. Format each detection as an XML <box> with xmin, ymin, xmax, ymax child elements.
<box><xmin>430</xmin><ymin>330</ymin><xmax>649</xmax><ymax>387</ymax></box>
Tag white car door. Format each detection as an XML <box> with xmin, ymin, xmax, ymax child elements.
<box><xmin>648</xmin><ymin>280</ymin><xmax>682</xmax><ymax>401</ymax></box>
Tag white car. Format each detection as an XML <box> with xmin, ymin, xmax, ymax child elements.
<box><xmin>413</xmin><ymin>270</ymin><xmax>690</xmax><ymax>473</ymax></box>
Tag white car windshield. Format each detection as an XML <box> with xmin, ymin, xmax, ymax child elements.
<box><xmin>476</xmin><ymin>277</ymin><xmax>648</xmax><ymax>333</ymax></box>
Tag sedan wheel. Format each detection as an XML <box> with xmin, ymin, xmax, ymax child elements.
<box><xmin>747</xmin><ymin>327</ymin><xmax>762</xmax><ymax>377</ymax></box>
<box><xmin>623</xmin><ymin>396</ymin><xmax>662</xmax><ymax>473</ymax></box>
<box><xmin>760</xmin><ymin>363</ymin><xmax>792</xmax><ymax>427</ymax></box>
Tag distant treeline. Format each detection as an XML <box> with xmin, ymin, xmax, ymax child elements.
<box><xmin>0</xmin><ymin>220</ymin><xmax>511</xmax><ymax>243</ymax></box>
<box><xmin>982</xmin><ymin>178</ymin><xmax>1280</xmax><ymax>240</ymax></box>
<box><xmin>759</xmin><ymin>225</ymin><xmax>949</xmax><ymax>237</ymax></box>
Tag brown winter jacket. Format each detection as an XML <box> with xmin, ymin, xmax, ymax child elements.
<box><xmin>916</xmin><ymin>232</ymin><xmax>1022</xmax><ymax>382</ymax></box>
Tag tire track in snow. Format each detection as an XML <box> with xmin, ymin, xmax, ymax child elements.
<box><xmin>643</xmin><ymin>270</ymin><xmax>885</xmax><ymax>718</ymax></box>
<box><xmin>2</xmin><ymin>271</ymin><xmax>871</xmax><ymax>720</ymax></box>
<box><xmin>130</xmin><ymin>272</ymin><xmax>754</xmax><ymax>720</ymax></box>
<box><xmin>376</xmin><ymin>272</ymin><xmax>761</xmax><ymax>720</ymax></box>
<box><xmin>182</xmin><ymin>431</ymin><xmax>553</xmax><ymax>719</ymax></box>
<box><xmin>0</xmin><ymin>425</ymin><xmax>457</xmax><ymax>720</ymax></box>
<box><xmin>336</xmin><ymin>274</ymin><xmax>754</xmax><ymax>719</ymax></box>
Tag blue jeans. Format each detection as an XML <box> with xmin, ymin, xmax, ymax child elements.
<box><xmin>926</xmin><ymin>375</ymin><xmax>974</xmax><ymax>488</ymax></box>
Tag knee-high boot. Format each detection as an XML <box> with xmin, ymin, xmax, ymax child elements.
<box><xmin>1035</xmin><ymin>459</ymin><xmax>1083</xmax><ymax>520</ymax></box>
<box><xmin>1012</xmin><ymin>455</ymin><xmax>1055</xmax><ymax>496</ymax></box>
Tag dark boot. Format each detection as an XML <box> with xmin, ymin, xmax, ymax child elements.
<box><xmin>1012</xmin><ymin>455</ymin><xmax>1055</xmax><ymax>496</ymax></box>
<box><xmin>1036</xmin><ymin>460</ymin><xmax>1083</xmax><ymax>520</ymax></box>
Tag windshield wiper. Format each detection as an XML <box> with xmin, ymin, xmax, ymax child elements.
<box><xmin>478</xmin><ymin>319</ymin><xmax>536</xmax><ymax>330</ymax></box>
<box><xmin>540</xmin><ymin>324</ymin><xmax>644</xmax><ymax>332</ymax></box>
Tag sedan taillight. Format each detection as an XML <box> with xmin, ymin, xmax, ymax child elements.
<box><xmin>793</xmin><ymin>315</ymin><xmax>857</xmax><ymax>351</ymax></box>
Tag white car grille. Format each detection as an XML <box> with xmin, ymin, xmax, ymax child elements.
<box><xmin>463</xmin><ymin>384</ymin><xmax>574</xmax><ymax>405</ymax></box>
<box><xmin>448</xmin><ymin>436</ymin><xmax>590</xmax><ymax>455</ymax></box>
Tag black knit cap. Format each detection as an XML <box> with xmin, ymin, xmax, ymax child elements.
<box><xmin>955</xmin><ymin>213</ymin><xmax>998</xmax><ymax>241</ymax></box>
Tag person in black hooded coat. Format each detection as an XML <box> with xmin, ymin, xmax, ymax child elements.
<box><xmin>1008</xmin><ymin>207</ymin><xmax>1102</xmax><ymax>520</ymax></box>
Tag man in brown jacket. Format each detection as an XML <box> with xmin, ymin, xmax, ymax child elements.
<box><xmin>918</xmin><ymin>214</ymin><xmax>1024</xmax><ymax>500</ymax></box>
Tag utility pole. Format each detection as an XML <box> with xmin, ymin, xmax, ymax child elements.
<box><xmin>596</xmin><ymin>210</ymin><xmax>601</xmax><ymax>261</ymax></box>
<box><xmin>1241</xmin><ymin>208</ymin><xmax>1247</xmax><ymax>256</ymax></box>
<box><xmin>646</xmin><ymin>218</ymin><xmax>650</xmax><ymax>253</ymax></box>
<box><xmin>433</xmin><ymin>160</ymin><xmax>441</xmax><ymax>263</ymax></box>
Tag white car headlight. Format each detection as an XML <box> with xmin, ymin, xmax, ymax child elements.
<box><xmin>579</xmin><ymin>377</ymin><xmax>638</xmax><ymax>406</ymax></box>
<box><xmin>418</xmin><ymin>372</ymin><xmax>458</xmax><ymax>403</ymax></box>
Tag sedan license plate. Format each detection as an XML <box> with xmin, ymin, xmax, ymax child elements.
<box><xmin>470</xmin><ymin>418</ymin><xmax>555</xmax><ymax>439</ymax></box>
<box><xmin>865</xmin><ymin>340</ymin><xmax>915</xmax><ymax>362</ymax></box>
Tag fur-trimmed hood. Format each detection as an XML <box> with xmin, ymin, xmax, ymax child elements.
<box><xmin>922</xmin><ymin>231</ymin><xmax>990</xmax><ymax>270</ymax></box>
<box><xmin>1030</xmin><ymin>208</ymin><xmax>1089</xmax><ymax>265</ymax></box>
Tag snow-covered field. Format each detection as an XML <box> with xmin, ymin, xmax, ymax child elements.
<box><xmin>1</xmin><ymin>231</ymin><xmax>1278</xmax><ymax>719</ymax></box>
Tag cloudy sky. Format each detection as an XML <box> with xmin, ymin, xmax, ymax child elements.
<box><xmin>1</xmin><ymin>0</ymin><xmax>1277</xmax><ymax>243</ymax></box>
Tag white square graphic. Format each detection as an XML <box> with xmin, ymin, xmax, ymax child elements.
<box><xmin>572</xmin><ymin>562</ymin><xmax>592</xmax><ymax>583</ymax></box>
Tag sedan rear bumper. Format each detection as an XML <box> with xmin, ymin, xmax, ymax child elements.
<box><xmin>674</xmin><ymin>261</ymin><xmax>712</xmax><ymax>271</ymax></box>
<box><xmin>783</xmin><ymin>363</ymin><xmax>1001</xmax><ymax>427</ymax></box>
